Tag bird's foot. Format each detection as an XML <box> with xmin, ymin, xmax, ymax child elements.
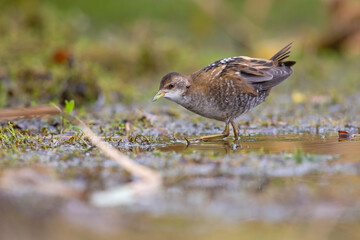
<box><xmin>182</xmin><ymin>123</ymin><xmax>233</xmax><ymax>143</ymax></box>
<box><xmin>186</xmin><ymin>133</ymin><xmax>229</xmax><ymax>142</ymax></box>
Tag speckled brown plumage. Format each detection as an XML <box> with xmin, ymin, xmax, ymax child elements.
<box><xmin>153</xmin><ymin>42</ymin><xmax>296</xmax><ymax>140</ymax></box>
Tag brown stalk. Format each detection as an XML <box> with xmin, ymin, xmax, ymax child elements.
<box><xmin>77</xmin><ymin>120</ymin><xmax>161</xmax><ymax>206</ymax></box>
<box><xmin>0</xmin><ymin>105</ymin><xmax>60</xmax><ymax>121</ymax></box>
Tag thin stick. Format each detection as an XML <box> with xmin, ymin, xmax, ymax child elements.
<box><xmin>76</xmin><ymin>118</ymin><xmax>162</xmax><ymax>206</ymax></box>
<box><xmin>0</xmin><ymin>105</ymin><xmax>60</xmax><ymax>120</ymax></box>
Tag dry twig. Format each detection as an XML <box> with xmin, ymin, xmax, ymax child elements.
<box><xmin>78</xmin><ymin>119</ymin><xmax>162</xmax><ymax>206</ymax></box>
<box><xmin>0</xmin><ymin>105</ymin><xmax>60</xmax><ymax>120</ymax></box>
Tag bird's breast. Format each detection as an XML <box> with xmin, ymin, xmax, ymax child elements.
<box><xmin>179</xmin><ymin>84</ymin><xmax>269</xmax><ymax>122</ymax></box>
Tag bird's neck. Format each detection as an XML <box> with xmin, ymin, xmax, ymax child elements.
<box><xmin>176</xmin><ymin>92</ymin><xmax>201</xmax><ymax>111</ymax></box>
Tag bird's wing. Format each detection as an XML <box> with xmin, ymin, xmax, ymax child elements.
<box><xmin>192</xmin><ymin>43</ymin><xmax>296</xmax><ymax>94</ymax></box>
<box><xmin>240</xmin><ymin>42</ymin><xmax>296</xmax><ymax>89</ymax></box>
<box><xmin>219</xmin><ymin>58</ymin><xmax>275</xmax><ymax>83</ymax></box>
<box><xmin>200</xmin><ymin>57</ymin><xmax>268</xmax><ymax>97</ymax></box>
<box><xmin>216</xmin><ymin>57</ymin><xmax>295</xmax><ymax>91</ymax></box>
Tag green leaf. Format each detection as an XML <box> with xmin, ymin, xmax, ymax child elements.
<box><xmin>64</xmin><ymin>100</ymin><xmax>75</xmax><ymax>115</ymax></box>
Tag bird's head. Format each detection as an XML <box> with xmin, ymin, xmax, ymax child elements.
<box><xmin>152</xmin><ymin>72</ymin><xmax>191</xmax><ymax>104</ymax></box>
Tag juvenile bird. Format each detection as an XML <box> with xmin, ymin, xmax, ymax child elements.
<box><xmin>153</xmin><ymin>43</ymin><xmax>296</xmax><ymax>140</ymax></box>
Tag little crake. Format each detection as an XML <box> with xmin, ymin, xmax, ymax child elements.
<box><xmin>153</xmin><ymin>43</ymin><xmax>296</xmax><ymax>140</ymax></box>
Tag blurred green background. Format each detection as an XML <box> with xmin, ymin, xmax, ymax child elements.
<box><xmin>0</xmin><ymin>0</ymin><xmax>359</xmax><ymax>107</ymax></box>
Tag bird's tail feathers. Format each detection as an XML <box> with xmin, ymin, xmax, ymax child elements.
<box><xmin>270</xmin><ymin>42</ymin><xmax>295</xmax><ymax>66</ymax></box>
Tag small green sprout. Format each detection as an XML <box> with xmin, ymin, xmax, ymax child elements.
<box><xmin>50</xmin><ymin>99</ymin><xmax>76</xmax><ymax>133</ymax></box>
<box><xmin>64</xmin><ymin>100</ymin><xmax>75</xmax><ymax>115</ymax></box>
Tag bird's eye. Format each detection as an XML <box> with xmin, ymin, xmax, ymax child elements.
<box><xmin>186</xmin><ymin>85</ymin><xmax>190</xmax><ymax>89</ymax></box>
<box><xmin>168</xmin><ymin>84</ymin><xmax>174</xmax><ymax>89</ymax></box>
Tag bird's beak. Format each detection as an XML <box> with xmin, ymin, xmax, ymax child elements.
<box><xmin>152</xmin><ymin>91</ymin><xmax>166</xmax><ymax>102</ymax></box>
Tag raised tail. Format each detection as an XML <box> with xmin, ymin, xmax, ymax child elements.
<box><xmin>270</xmin><ymin>42</ymin><xmax>296</xmax><ymax>67</ymax></box>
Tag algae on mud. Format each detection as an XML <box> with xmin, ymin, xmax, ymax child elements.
<box><xmin>1</xmin><ymin>106</ymin><xmax>360</xmax><ymax>239</ymax></box>
<box><xmin>1</xmin><ymin>102</ymin><xmax>360</xmax><ymax>226</ymax></box>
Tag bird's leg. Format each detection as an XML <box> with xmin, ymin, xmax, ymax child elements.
<box><xmin>231</xmin><ymin>121</ymin><xmax>240</xmax><ymax>140</ymax></box>
<box><xmin>188</xmin><ymin>123</ymin><xmax>230</xmax><ymax>141</ymax></box>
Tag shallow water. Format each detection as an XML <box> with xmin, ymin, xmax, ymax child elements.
<box><xmin>160</xmin><ymin>134</ymin><xmax>359</xmax><ymax>162</ymax></box>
